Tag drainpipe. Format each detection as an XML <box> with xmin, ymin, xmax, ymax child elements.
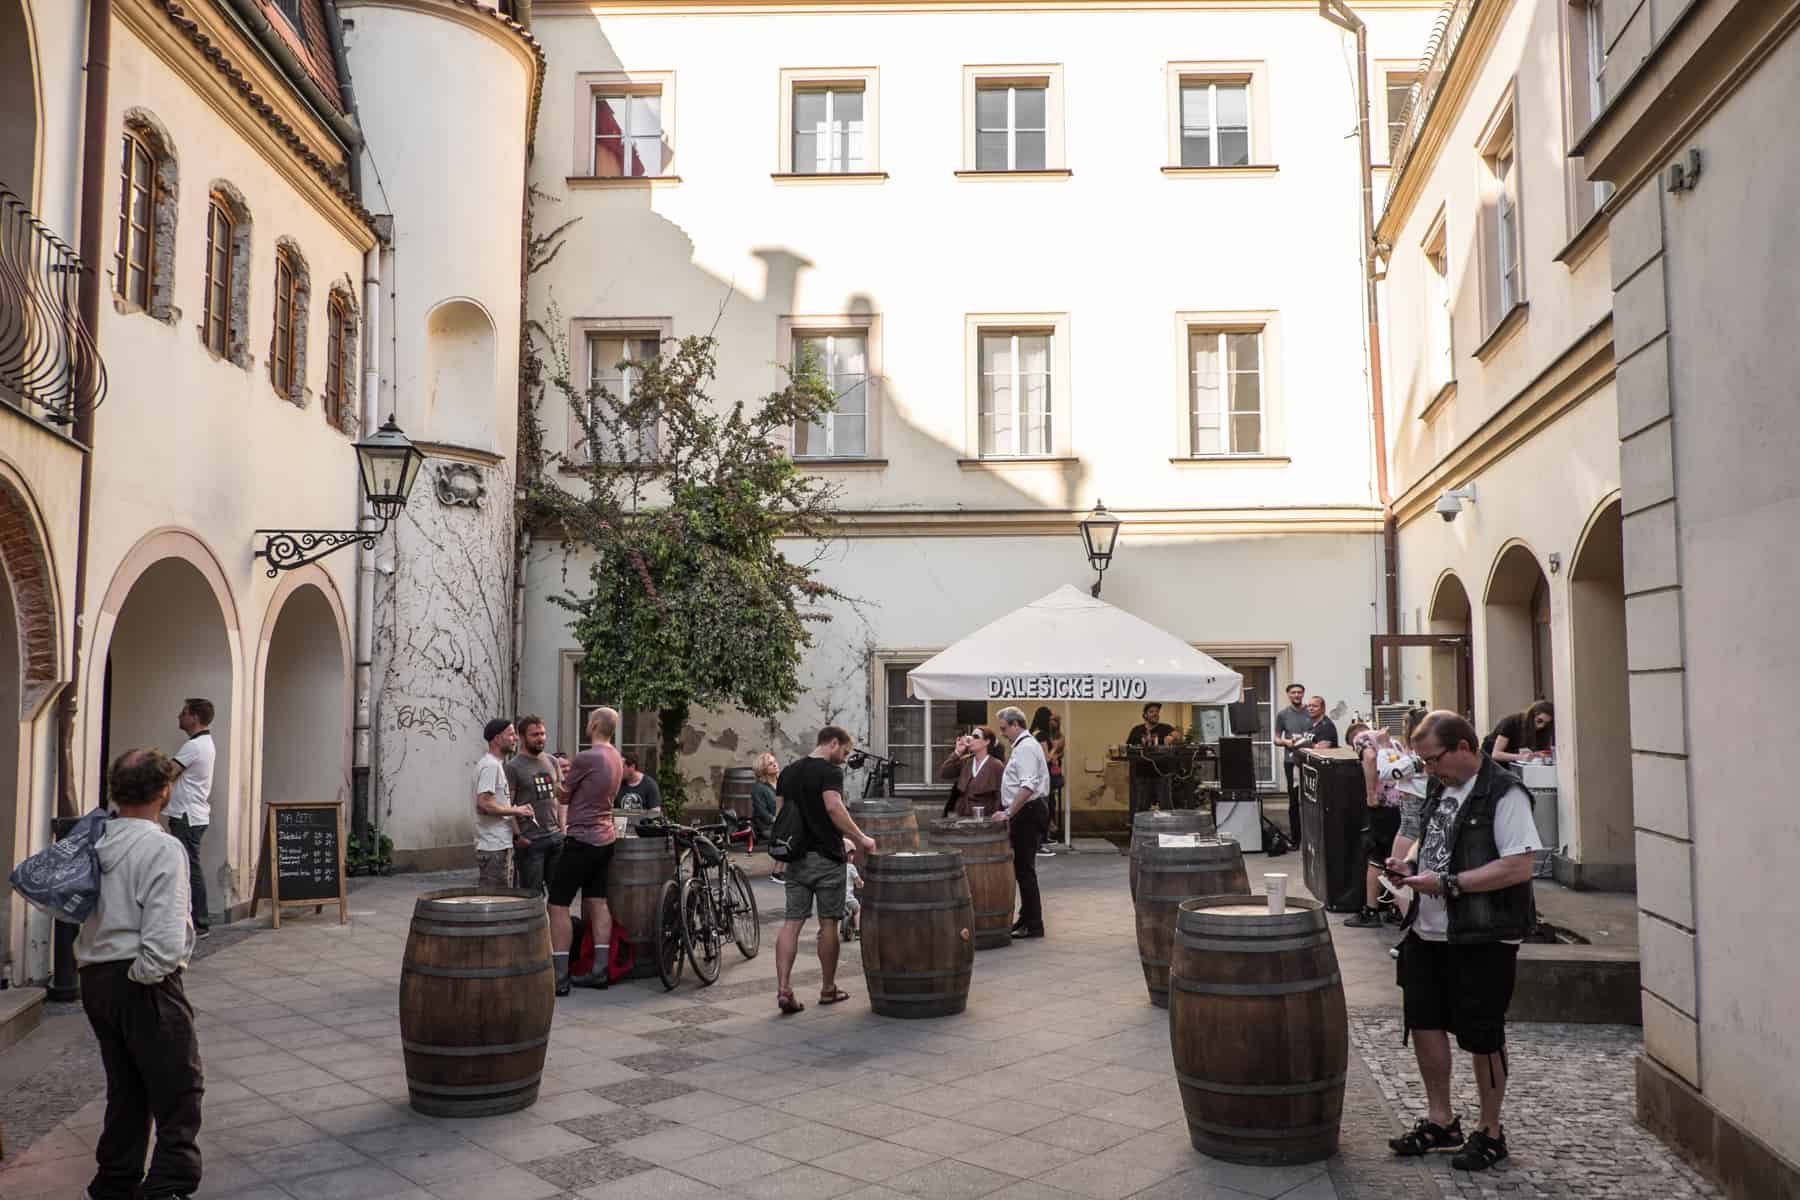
<box><xmin>1318</xmin><ymin>0</ymin><xmax>1401</xmax><ymax>690</ymax></box>
<box><xmin>216</xmin><ymin>0</ymin><xmax>363</xmax><ymax>160</ymax></box>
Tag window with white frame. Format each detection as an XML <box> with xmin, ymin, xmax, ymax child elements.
<box><xmin>883</xmin><ymin>665</ymin><xmax>971</xmax><ymax>789</ymax></box>
<box><xmin>975</xmin><ymin>84</ymin><xmax>1047</xmax><ymax>171</ymax></box>
<box><xmin>593</xmin><ymin>91</ymin><xmax>665</xmax><ymax>178</ymax></box>
<box><xmin>1385</xmin><ymin>72</ymin><xmax>1419</xmax><ymax>159</ymax></box>
<box><xmin>793</xmin><ymin>332</ymin><xmax>868</xmax><ymax>458</ymax></box>
<box><xmin>1188</xmin><ymin>328</ymin><xmax>1263</xmax><ymax>456</ymax></box>
<box><xmin>793</xmin><ymin>87</ymin><xmax>865</xmax><ymax>174</ymax></box>
<box><xmin>1477</xmin><ymin>99</ymin><xmax>1525</xmax><ymax>335</ymax></box>
<box><xmin>1424</xmin><ymin>219</ymin><xmax>1454</xmax><ymax>391</ymax></box>
<box><xmin>571</xmin><ymin>670</ymin><xmax>660</xmax><ymax>769</ymax></box>
<box><xmin>586</xmin><ymin>333</ymin><xmax>661</xmax><ymax>462</ymax></box>
<box><xmin>979</xmin><ymin>331</ymin><xmax>1053</xmax><ymax>456</ymax></box>
<box><xmin>1217</xmin><ymin>657</ymin><xmax>1278</xmax><ymax>785</ymax></box>
<box><xmin>1179</xmin><ymin>80</ymin><xmax>1250</xmax><ymax>167</ymax></box>
<box><xmin>1564</xmin><ymin>2</ymin><xmax>1615</xmax><ymax>225</ymax></box>
<box><xmin>1494</xmin><ymin>145</ymin><xmax>1522</xmax><ymax>311</ymax></box>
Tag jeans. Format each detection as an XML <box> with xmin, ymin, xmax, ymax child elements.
<box><xmin>1285</xmin><ymin>762</ymin><xmax>1303</xmax><ymax>852</ymax></box>
<box><xmin>81</xmin><ymin>961</ymin><xmax>204</xmax><ymax>1199</ymax></box>
<box><xmin>167</xmin><ymin>816</ymin><xmax>208</xmax><ymax>930</ymax></box>
<box><xmin>1008</xmin><ymin>799</ymin><xmax>1050</xmax><ymax>933</ymax></box>
<box><xmin>516</xmin><ymin>839</ymin><xmax>562</xmax><ymax>894</ymax></box>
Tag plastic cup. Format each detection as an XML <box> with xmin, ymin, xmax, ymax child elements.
<box><xmin>972</xmin><ymin>806</ymin><xmax>986</xmax><ymax>820</ymax></box>
<box><xmin>1265</xmin><ymin>873</ymin><xmax>1288</xmax><ymax>915</ymax></box>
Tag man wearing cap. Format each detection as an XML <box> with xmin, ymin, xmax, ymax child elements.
<box><xmin>474</xmin><ymin>718</ymin><xmax>534</xmax><ymax>890</ymax></box>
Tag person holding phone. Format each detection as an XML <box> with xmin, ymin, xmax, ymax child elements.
<box><xmin>1344</xmin><ymin>727</ymin><xmax>1414</xmax><ymax>928</ymax></box>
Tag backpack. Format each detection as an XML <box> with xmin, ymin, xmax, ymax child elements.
<box><xmin>605</xmin><ymin>920</ymin><xmax>635</xmax><ymax>983</ymax></box>
<box><xmin>10</xmin><ymin>808</ymin><xmax>112</xmax><ymax>924</ymax></box>
<box><xmin>767</xmin><ymin>798</ymin><xmax>807</xmax><ymax>863</ymax></box>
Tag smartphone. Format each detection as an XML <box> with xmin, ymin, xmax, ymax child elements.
<box><xmin>1368</xmin><ymin>858</ymin><xmax>1409</xmax><ymax>881</ymax></box>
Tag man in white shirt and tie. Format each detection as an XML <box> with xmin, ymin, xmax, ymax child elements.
<box><xmin>991</xmin><ymin>706</ymin><xmax>1051</xmax><ymax>938</ymax></box>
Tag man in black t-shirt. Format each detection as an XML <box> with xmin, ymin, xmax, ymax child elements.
<box><xmin>614</xmin><ymin>754</ymin><xmax>662</xmax><ymax>818</ymax></box>
<box><xmin>1126</xmin><ymin>703</ymin><xmax>1177</xmax><ymax>815</ymax></box>
<box><xmin>772</xmin><ymin>726</ymin><xmax>876</xmax><ymax>1015</ymax></box>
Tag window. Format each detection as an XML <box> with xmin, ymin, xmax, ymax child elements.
<box><xmin>272</xmin><ymin>247</ymin><xmax>299</xmax><ymax>396</ymax></box>
<box><xmin>594</xmin><ymin>92</ymin><xmax>664</xmax><ymax>178</ymax></box>
<box><xmin>1564</xmin><ymin>2</ymin><xmax>1615</xmax><ymax>227</ymax></box>
<box><xmin>586</xmin><ymin>333</ymin><xmax>661</xmax><ymax>462</ymax></box>
<box><xmin>793</xmin><ymin>333</ymin><xmax>868</xmax><ymax>458</ymax></box>
<box><xmin>1423</xmin><ymin>215</ymin><xmax>1454</xmax><ymax>392</ymax></box>
<box><xmin>1477</xmin><ymin>97</ymin><xmax>1525</xmax><ymax>336</ymax></box>
<box><xmin>976</xmin><ymin>85</ymin><xmax>1046</xmax><ymax>171</ymax></box>
<box><xmin>201</xmin><ymin>199</ymin><xmax>234</xmax><ymax>356</ymax></box>
<box><xmin>115</xmin><ymin>131</ymin><xmax>157</xmax><ymax>310</ymax></box>
<box><xmin>1494</xmin><ymin>146</ymin><xmax>1521</xmax><ymax>311</ymax></box>
<box><xmin>572</xmin><ymin>673</ymin><xmax>660</xmax><ymax>771</ymax></box>
<box><xmin>325</xmin><ymin>292</ymin><xmax>353</xmax><ymax>431</ymax></box>
<box><xmin>794</xmin><ymin>88</ymin><xmax>865</xmax><ymax>174</ymax></box>
<box><xmin>1189</xmin><ymin>329</ymin><xmax>1263</xmax><ymax>456</ymax></box>
<box><xmin>882</xmin><ymin>665</ymin><xmax>985</xmax><ymax>789</ymax></box>
<box><xmin>1217</xmin><ymin>658</ymin><xmax>1278</xmax><ymax>785</ymax></box>
<box><xmin>979</xmin><ymin>332</ymin><xmax>1053</xmax><ymax>457</ymax></box>
<box><xmin>273</xmin><ymin>0</ymin><xmax>304</xmax><ymax>27</ymax></box>
<box><xmin>1179</xmin><ymin>81</ymin><xmax>1250</xmax><ymax>167</ymax></box>
<box><xmin>1385</xmin><ymin>72</ymin><xmax>1419</xmax><ymax>159</ymax></box>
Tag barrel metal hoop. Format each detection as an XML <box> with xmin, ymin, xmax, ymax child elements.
<box><xmin>415</xmin><ymin>906</ymin><xmax>543</xmax><ymax>924</ymax></box>
<box><xmin>410</xmin><ymin>919</ymin><xmax>547</xmax><ymax>938</ymax></box>
<box><xmin>1168</xmin><ymin>971</ymin><xmax>1341</xmax><ymax>997</ymax></box>
<box><xmin>869</xmin><ymin>900</ymin><xmax>973</xmax><ymax>912</ymax></box>
<box><xmin>1139</xmin><ymin>956</ymin><xmax>1169</xmax><ymax>968</ymax></box>
<box><xmin>972</xmin><ymin>907</ymin><xmax>1015</xmax><ymax>920</ymax></box>
<box><xmin>867</xmin><ymin>966</ymin><xmax>973</xmax><ymax>980</ymax></box>
<box><xmin>402</xmin><ymin>961</ymin><xmax>553</xmax><ymax>979</ymax></box>
<box><xmin>869</xmin><ymin>991</ymin><xmax>965</xmax><ymax>1004</ymax></box>
<box><xmin>869</xmin><ymin>870</ymin><xmax>966</xmax><ymax>884</ymax></box>
<box><xmin>1177</xmin><ymin>1071</ymin><xmax>1346</xmax><ymax>1096</ymax></box>
<box><xmin>407</xmin><ymin>1072</ymin><xmax>543</xmax><ymax>1097</ymax></box>
<box><xmin>403</xmin><ymin>1036</ymin><xmax>550</xmax><ymax>1057</ymax></box>
<box><xmin>1186</xmin><ymin>1115</ymin><xmax>1341</xmax><ymax>1140</ymax></box>
<box><xmin>1176</xmin><ymin>932</ymin><xmax>1334</xmax><ymax>954</ymax></box>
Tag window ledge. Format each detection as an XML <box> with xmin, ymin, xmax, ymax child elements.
<box><xmin>794</xmin><ymin>456</ymin><xmax>888</xmax><ymax>470</ymax></box>
<box><xmin>772</xmin><ymin>172</ymin><xmax>889</xmax><ymax>185</ymax></box>
<box><xmin>1419</xmin><ymin>379</ymin><xmax>1457</xmax><ymax>422</ymax></box>
<box><xmin>1554</xmin><ymin>208</ymin><xmax>1610</xmax><ymax>269</ymax></box>
<box><xmin>957</xmin><ymin>455</ymin><xmax>1079</xmax><ymax>469</ymax></box>
<box><xmin>1472</xmin><ymin>302</ymin><xmax>1529</xmax><ymax>363</ymax></box>
<box><xmin>1169</xmin><ymin>454</ymin><xmax>1291</xmax><ymax>466</ymax></box>
<box><xmin>953</xmin><ymin>169</ymin><xmax>1073</xmax><ymax>181</ymax></box>
<box><xmin>1160</xmin><ymin>164</ymin><xmax>1280</xmax><ymax>177</ymax></box>
<box><xmin>565</xmin><ymin>175</ymin><xmax>683</xmax><ymax>189</ymax></box>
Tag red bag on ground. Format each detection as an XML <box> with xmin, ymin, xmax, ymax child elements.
<box><xmin>569</xmin><ymin>916</ymin><xmax>595</xmax><ymax>979</ymax></box>
<box><xmin>606</xmin><ymin>919</ymin><xmax>635</xmax><ymax>983</ymax></box>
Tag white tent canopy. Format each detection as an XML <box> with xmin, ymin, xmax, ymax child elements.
<box><xmin>907</xmin><ymin>585</ymin><xmax>1243</xmax><ymax>705</ymax></box>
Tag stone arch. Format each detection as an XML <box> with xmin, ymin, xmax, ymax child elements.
<box><xmin>1568</xmin><ymin>495</ymin><xmax>1634</xmax><ymax>884</ymax></box>
<box><xmin>423</xmin><ymin>297</ymin><xmax>499</xmax><ymax>451</ymax></box>
<box><xmin>0</xmin><ymin>464</ymin><xmax>61</xmax><ymax>717</ymax></box>
<box><xmin>271</xmin><ymin>235</ymin><xmax>311</xmax><ymax>406</ymax></box>
<box><xmin>1483</xmin><ymin>540</ymin><xmax>1552</xmax><ymax>729</ymax></box>
<box><xmin>202</xmin><ymin>179</ymin><xmax>255</xmax><ymax>368</ymax></box>
<box><xmin>119</xmin><ymin>107</ymin><xmax>179</xmax><ymax>323</ymax></box>
<box><xmin>1</xmin><ymin>0</ymin><xmax>40</xmax><ymax>204</ymax></box>
<box><xmin>1427</xmin><ymin>570</ymin><xmax>1472</xmax><ymax>716</ymax></box>
<box><xmin>254</xmin><ymin>568</ymin><xmax>352</xmax><ymax>816</ymax></box>
<box><xmin>324</xmin><ymin>275</ymin><xmax>360</xmax><ymax>435</ymax></box>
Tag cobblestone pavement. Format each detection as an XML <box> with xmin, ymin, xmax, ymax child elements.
<box><xmin>1349</xmin><ymin>1016</ymin><xmax>1720</xmax><ymax>1199</ymax></box>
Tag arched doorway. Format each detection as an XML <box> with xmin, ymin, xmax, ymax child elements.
<box><xmin>0</xmin><ymin>0</ymin><xmax>39</xmax><ymax>200</ymax></box>
<box><xmin>1570</xmin><ymin>499</ymin><xmax>1634</xmax><ymax>887</ymax></box>
<box><xmin>1484</xmin><ymin>543</ymin><xmax>1552</xmax><ymax>726</ymax></box>
<box><xmin>103</xmin><ymin>558</ymin><xmax>234</xmax><ymax>922</ymax></box>
<box><xmin>259</xmin><ymin>582</ymin><xmax>350</xmax><ymax>809</ymax></box>
<box><xmin>1429</xmin><ymin>572</ymin><xmax>1473</xmax><ymax>716</ymax></box>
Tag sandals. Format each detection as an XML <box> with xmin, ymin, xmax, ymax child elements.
<box><xmin>1389</xmin><ymin>1116</ymin><xmax>1464</xmax><ymax>1157</ymax></box>
<box><xmin>1451</xmin><ymin>1128</ymin><xmax>1509</xmax><ymax>1172</ymax></box>
<box><xmin>777</xmin><ymin>990</ymin><xmax>805</xmax><ymax>1015</ymax></box>
<box><xmin>818</xmin><ymin>987</ymin><xmax>852</xmax><ymax>1005</ymax></box>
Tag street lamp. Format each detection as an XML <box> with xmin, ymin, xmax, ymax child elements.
<box><xmin>255</xmin><ymin>416</ymin><xmax>425</xmax><ymax>576</ymax></box>
<box><xmin>1079</xmin><ymin>500</ymin><xmax>1122</xmax><ymax>598</ymax></box>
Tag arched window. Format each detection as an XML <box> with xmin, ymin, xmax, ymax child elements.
<box><xmin>202</xmin><ymin>197</ymin><xmax>235</xmax><ymax>355</ymax></box>
<box><xmin>270</xmin><ymin>241</ymin><xmax>309</xmax><ymax>403</ymax></box>
<box><xmin>324</xmin><ymin>290</ymin><xmax>355</xmax><ymax>432</ymax></box>
<box><xmin>114</xmin><ymin>111</ymin><xmax>178</xmax><ymax>321</ymax></box>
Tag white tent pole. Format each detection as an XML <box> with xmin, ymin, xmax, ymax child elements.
<box><xmin>1062</xmin><ymin>699</ymin><xmax>1073</xmax><ymax>849</ymax></box>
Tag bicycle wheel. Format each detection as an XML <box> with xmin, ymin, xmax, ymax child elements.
<box><xmin>652</xmin><ymin>878</ymin><xmax>685</xmax><ymax>991</ymax></box>
<box><xmin>726</xmin><ymin>864</ymin><xmax>760</xmax><ymax>959</ymax></box>
<box><xmin>681</xmin><ymin>876</ymin><xmax>722</xmax><ymax>985</ymax></box>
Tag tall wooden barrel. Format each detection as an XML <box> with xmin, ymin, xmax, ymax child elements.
<box><xmin>1168</xmin><ymin>896</ymin><xmax>1348</xmax><ymax>1165</ymax></box>
<box><xmin>849</xmin><ymin>799</ymin><xmax>920</xmax><ymax>852</ymax></box>
<box><xmin>1128</xmin><ymin>808</ymin><xmax>1216</xmax><ymax>899</ymax></box>
<box><xmin>400</xmin><ymin>889</ymin><xmax>553</xmax><ymax>1117</ymax></box>
<box><xmin>607</xmin><ymin>838</ymin><xmax>677</xmax><ymax>980</ymax></box>
<box><xmin>928</xmin><ymin>818</ymin><xmax>1014</xmax><ymax>950</ymax></box>
<box><xmin>1134</xmin><ymin>840</ymin><xmax>1249</xmax><ymax>1006</ymax></box>
<box><xmin>861</xmin><ymin>850</ymin><xmax>975</xmax><ymax>1018</ymax></box>
<box><xmin>720</xmin><ymin>767</ymin><xmax>756</xmax><ymax>821</ymax></box>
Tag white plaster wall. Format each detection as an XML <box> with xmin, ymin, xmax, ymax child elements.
<box><xmin>529</xmin><ymin>3</ymin><xmax>1439</xmax><ymax>514</ymax></box>
<box><xmin>1657</xmin><ymin>41</ymin><xmax>1800</xmax><ymax>1156</ymax></box>
<box><xmin>7</xmin><ymin>0</ymin><xmax>86</xmax><ymax>233</ymax></box>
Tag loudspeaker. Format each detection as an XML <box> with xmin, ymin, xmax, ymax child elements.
<box><xmin>1227</xmin><ymin>689</ymin><xmax>1258</xmax><ymax>737</ymax></box>
<box><xmin>1217</xmin><ymin>736</ymin><xmax>1256</xmax><ymax>791</ymax></box>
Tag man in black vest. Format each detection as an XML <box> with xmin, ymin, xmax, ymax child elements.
<box><xmin>1389</xmin><ymin>710</ymin><xmax>1540</xmax><ymax>1172</ymax></box>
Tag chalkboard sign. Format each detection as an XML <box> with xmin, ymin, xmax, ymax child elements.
<box><xmin>253</xmin><ymin>801</ymin><xmax>348</xmax><ymax>927</ymax></box>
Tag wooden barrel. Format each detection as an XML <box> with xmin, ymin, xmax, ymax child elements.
<box><xmin>861</xmin><ymin>850</ymin><xmax>975</xmax><ymax>1018</ymax></box>
<box><xmin>719</xmin><ymin>767</ymin><xmax>756</xmax><ymax>821</ymax></box>
<box><xmin>928</xmin><ymin>818</ymin><xmax>1014</xmax><ymax>950</ymax></box>
<box><xmin>1128</xmin><ymin>809</ymin><xmax>1216</xmax><ymax>899</ymax></box>
<box><xmin>1168</xmin><ymin>896</ymin><xmax>1348</xmax><ymax>1165</ymax></box>
<box><xmin>1134</xmin><ymin>840</ymin><xmax>1249</xmax><ymax>1006</ymax></box>
<box><xmin>400</xmin><ymin>889</ymin><xmax>553</xmax><ymax>1117</ymax></box>
<box><xmin>607</xmin><ymin>838</ymin><xmax>677</xmax><ymax>980</ymax></box>
<box><xmin>849</xmin><ymin>799</ymin><xmax>919</xmax><ymax>852</ymax></box>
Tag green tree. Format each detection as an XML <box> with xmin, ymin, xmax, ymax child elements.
<box><xmin>523</xmin><ymin>315</ymin><xmax>848</xmax><ymax>817</ymax></box>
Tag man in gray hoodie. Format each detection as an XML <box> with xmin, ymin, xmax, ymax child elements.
<box><xmin>77</xmin><ymin>748</ymin><xmax>203</xmax><ymax>1200</ymax></box>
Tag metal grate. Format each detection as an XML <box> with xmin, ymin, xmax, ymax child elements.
<box><xmin>0</xmin><ymin>182</ymin><xmax>107</xmax><ymax>426</ymax></box>
<box><xmin>1384</xmin><ymin>1</ymin><xmax>1478</xmax><ymax>194</ymax></box>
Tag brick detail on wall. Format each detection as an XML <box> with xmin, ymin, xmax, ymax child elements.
<box><xmin>0</xmin><ymin>480</ymin><xmax>62</xmax><ymax>714</ymax></box>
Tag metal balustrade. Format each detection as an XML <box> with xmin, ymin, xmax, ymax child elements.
<box><xmin>1385</xmin><ymin>1</ymin><xmax>1478</xmax><ymax>193</ymax></box>
<box><xmin>0</xmin><ymin>181</ymin><xmax>107</xmax><ymax>427</ymax></box>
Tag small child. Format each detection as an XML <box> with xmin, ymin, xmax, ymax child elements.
<box><xmin>840</xmin><ymin>854</ymin><xmax>864</xmax><ymax>942</ymax></box>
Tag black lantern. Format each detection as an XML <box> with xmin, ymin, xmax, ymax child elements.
<box><xmin>255</xmin><ymin>416</ymin><xmax>424</xmax><ymax>576</ymax></box>
<box><xmin>1079</xmin><ymin>500</ymin><xmax>1122</xmax><ymax>597</ymax></box>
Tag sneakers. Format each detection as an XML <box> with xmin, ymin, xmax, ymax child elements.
<box><xmin>195</xmin><ymin>927</ymin><xmax>212</xmax><ymax>939</ymax></box>
<box><xmin>1343</xmin><ymin>907</ymin><xmax>1384</xmax><ymax>928</ymax></box>
<box><xmin>1451</xmin><ymin>1127</ymin><xmax>1509</xmax><ymax>1171</ymax></box>
<box><xmin>1036</xmin><ymin>846</ymin><xmax>1056</xmax><ymax>858</ymax></box>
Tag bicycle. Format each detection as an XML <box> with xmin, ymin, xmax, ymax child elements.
<box><xmin>635</xmin><ymin>816</ymin><xmax>760</xmax><ymax>988</ymax></box>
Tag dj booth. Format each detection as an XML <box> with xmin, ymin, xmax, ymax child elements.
<box><xmin>1109</xmin><ymin>738</ymin><xmax>1263</xmax><ymax>850</ymax></box>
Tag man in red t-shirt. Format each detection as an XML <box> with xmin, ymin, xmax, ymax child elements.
<box><xmin>548</xmin><ymin>707</ymin><xmax>623</xmax><ymax>996</ymax></box>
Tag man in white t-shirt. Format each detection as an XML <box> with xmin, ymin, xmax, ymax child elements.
<box><xmin>1388</xmin><ymin>710</ymin><xmax>1540</xmax><ymax>1174</ymax></box>
<box><xmin>167</xmin><ymin>698</ymin><xmax>217</xmax><ymax>937</ymax></box>
<box><xmin>473</xmin><ymin>718</ymin><xmax>533</xmax><ymax>890</ymax></box>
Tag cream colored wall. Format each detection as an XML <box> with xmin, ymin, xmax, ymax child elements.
<box><xmin>529</xmin><ymin>3</ymin><xmax>1438</xmax><ymax>516</ymax></box>
<box><xmin>7</xmin><ymin>0</ymin><xmax>87</xmax><ymax>232</ymax></box>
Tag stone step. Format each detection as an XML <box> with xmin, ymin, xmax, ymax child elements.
<box><xmin>0</xmin><ymin>985</ymin><xmax>46</xmax><ymax>1054</ymax></box>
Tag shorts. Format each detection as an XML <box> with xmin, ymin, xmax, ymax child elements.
<box><xmin>783</xmin><ymin>852</ymin><xmax>847</xmax><ymax>921</ymax></box>
<box><xmin>548</xmin><ymin>839</ymin><xmax>616</xmax><ymax>908</ymax></box>
<box><xmin>1397</xmin><ymin>933</ymin><xmax>1519</xmax><ymax>1054</ymax></box>
<box><xmin>1363</xmin><ymin>805</ymin><xmax>1403</xmax><ymax>860</ymax></box>
<box><xmin>475</xmin><ymin>848</ymin><xmax>513</xmax><ymax>891</ymax></box>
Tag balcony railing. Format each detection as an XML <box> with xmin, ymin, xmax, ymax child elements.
<box><xmin>0</xmin><ymin>181</ymin><xmax>107</xmax><ymax>427</ymax></box>
<box><xmin>1386</xmin><ymin>0</ymin><xmax>1477</xmax><ymax>194</ymax></box>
